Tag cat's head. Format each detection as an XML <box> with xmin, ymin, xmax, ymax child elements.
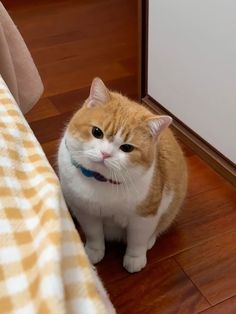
<box><xmin>65</xmin><ymin>78</ymin><xmax>172</xmax><ymax>182</ymax></box>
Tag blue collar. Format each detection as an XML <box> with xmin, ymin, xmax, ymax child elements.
<box><xmin>65</xmin><ymin>140</ymin><xmax>120</xmax><ymax>184</ymax></box>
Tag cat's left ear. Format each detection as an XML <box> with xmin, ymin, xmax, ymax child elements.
<box><xmin>147</xmin><ymin>115</ymin><xmax>172</xmax><ymax>139</ymax></box>
<box><xmin>86</xmin><ymin>77</ymin><xmax>111</xmax><ymax>108</ymax></box>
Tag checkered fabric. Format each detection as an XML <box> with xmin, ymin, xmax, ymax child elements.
<box><xmin>0</xmin><ymin>76</ymin><xmax>112</xmax><ymax>314</ymax></box>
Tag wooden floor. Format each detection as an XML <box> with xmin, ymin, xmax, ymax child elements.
<box><xmin>6</xmin><ymin>1</ymin><xmax>236</xmax><ymax>313</ymax></box>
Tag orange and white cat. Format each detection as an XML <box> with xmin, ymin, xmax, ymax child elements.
<box><xmin>58</xmin><ymin>78</ymin><xmax>187</xmax><ymax>273</ymax></box>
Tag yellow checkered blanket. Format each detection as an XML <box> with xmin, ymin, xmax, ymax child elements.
<box><xmin>0</xmin><ymin>76</ymin><xmax>114</xmax><ymax>314</ymax></box>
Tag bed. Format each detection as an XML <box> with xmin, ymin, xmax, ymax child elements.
<box><xmin>0</xmin><ymin>76</ymin><xmax>115</xmax><ymax>314</ymax></box>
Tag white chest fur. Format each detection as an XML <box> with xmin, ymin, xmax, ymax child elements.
<box><xmin>57</xmin><ymin>138</ymin><xmax>154</xmax><ymax>225</ymax></box>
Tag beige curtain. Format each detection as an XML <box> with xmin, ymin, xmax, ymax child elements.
<box><xmin>0</xmin><ymin>2</ymin><xmax>43</xmax><ymax>113</ymax></box>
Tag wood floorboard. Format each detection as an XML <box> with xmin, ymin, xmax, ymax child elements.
<box><xmin>106</xmin><ymin>258</ymin><xmax>210</xmax><ymax>314</ymax></box>
<box><xmin>41</xmin><ymin>139</ymin><xmax>60</xmax><ymax>170</ymax></box>
<box><xmin>199</xmin><ymin>295</ymin><xmax>236</xmax><ymax>314</ymax></box>
<box><xmin>5</xmin><ymin>0</ymin><xmax>236</xmax><ymax>313</ymax></box>
<box><xmin>29</xmin><ymin>110</ymin><xmax>74</xmax><ymax>144</ymax></box>
<box><xmin>25</xmin><ymin>97</ymin><xmax>59</xmax><ymax>123</ymax></box>
<box><xmin>96</xmin><ymin>182</ymin><xmax>236</xmax><ymax>286</ymax></box>
<box><xmin>175</xmin><ymin>230</ymin><xmax>236</xmax><ymax>305</ymax></box>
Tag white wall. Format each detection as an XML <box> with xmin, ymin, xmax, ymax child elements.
<box><xmin>148</xmin><ymin>0</ymin><xmax>236</xmax><ymax>164</ymax></box>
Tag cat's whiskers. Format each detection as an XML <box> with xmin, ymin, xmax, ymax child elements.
<box><xmin>70</xmin><ymin>147</ymin><xmax>96</xmax><ymax>156</ymax></box>
<box><xmin>108</xmin><ymin>160</ymin><xmax>127</xmax><ymax>197</ymax></box>
<box><xmin>109</xmin><ymin>160</ymin><xmax>133</xmax><ymax>203</ymax></box>
<box><xmin>110</xmin><ymin>168</ymin><xmax>118</xmax><ymax>197</ymax></box>
<box><xmin>109</xmin><ymin>168</ymin><xmax>114</xmax><ymax>195</ymax></box>
<box><xmin>118</xmin><ymin>170</ymin><xmax>130</xmax><ymax>203</ymax></box>
<box><xmin>76</xmin><ymin>150</ymin><xmax>103</xmax><ymax>164</ymax></box>
<box><xmin>69</xmin><ymin>149</ymin><xmax>88</xmax><ymax>160</ymax></box>
<box><xmin>69</xmin><ymin>148</ymin><xmax>85</xmax><ymax>153</ymax></box>
<box><xmin>118</xmin><ymin>163</ymin><xmax>140</xmax><ymax>200</ymax></box>
<box><xmin>112</xmin><ymin>169</ymin><xmax>120</xmax><ymax>198</ymax></box>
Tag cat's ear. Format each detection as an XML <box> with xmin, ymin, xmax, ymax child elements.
<box><xmin>147</xmin><ymin>115</ymin><xmax>172</xmax><ymax>139</ymax></box>
<box><xmin>86</xmin><ymin>77</ymin><xmax>110</xmax><ymax>107</ymax></box>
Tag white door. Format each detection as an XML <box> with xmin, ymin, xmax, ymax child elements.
<box><xmin>148</xmin><ymin>0</ymin><xmax>236</xmax><ymax>164</ymax></box>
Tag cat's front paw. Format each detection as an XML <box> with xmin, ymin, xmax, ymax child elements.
<box><xmin>123</xmin><ymin>254</ymin><xmax>147</xmax><ymax>273</ymax></box>
<box><xmin>85</xmin><ymin>245</ymin><xmax>105</xmax><ymax>264</ymax></box>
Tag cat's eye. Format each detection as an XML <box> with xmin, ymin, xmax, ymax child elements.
<box><xmin>120</xmin><ymin>144</ymin><xmax>134</xmax><ymax>153</ymax></box>
<box><xmin>92</xmin><ymin>126</ymin><xmax>104</xmax><ymax>139</ymax></box>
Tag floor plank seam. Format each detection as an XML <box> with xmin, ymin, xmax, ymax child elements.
<box><xmin>173</xmin><ymin>257</ymin><xmax>212</xmax><ymax>308</ymax></box>
<box><xmin>197</xmin><ymin>295</ymin><xmax>236</xmax><ymax>313</ymax></box>
<box><xmin>148</xmin><ymin>227</ymin><xmax>235</xmax><ymax>268</ymax></box>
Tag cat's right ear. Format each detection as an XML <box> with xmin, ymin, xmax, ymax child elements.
<box><xmin>85</xmin><ymin>77</ymin><xmax>110</xmax><ymax>108</ymax></box>
<box><xmin>147</xmin><ymin>115</ymin><xmax>172</xmax><ymax>139</ymax></box>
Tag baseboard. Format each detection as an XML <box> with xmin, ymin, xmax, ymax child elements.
<box><xmin>142</xmin><ymin>95</ymin><xmax>236</xmax><ymax>186</ymax></box>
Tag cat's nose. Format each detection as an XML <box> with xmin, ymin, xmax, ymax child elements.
<box><xmin>101</xmin><ymin>151</ymin><xmax>111</xmax><ymax>159</ymax></box>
